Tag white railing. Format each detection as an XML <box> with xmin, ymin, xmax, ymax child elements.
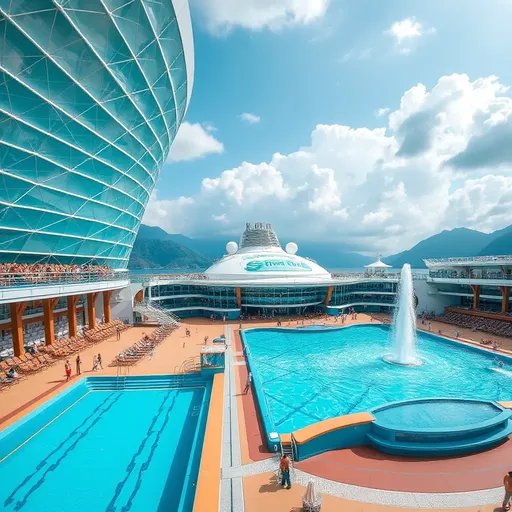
<box><xmin>0</xmin><ymin>271</ymin><xmax>125</xmax><ymax>289</ymax></box>
<box><xmin>428</xmin><ymin>271</ymin><xmax>512</xmax><ymax>281</ymax></box>
<box><xmin>133</xmin><ymin>299</ymin><xmax>181</xmax><ymax>327</ymax></box>
<box><xmin>425</xmin><ymin>255</ymin><xmax>512</xmax><ymax>266</ymax></box>
<box><xmin>131</xmin><ymin>271</ymin><xmax>428</xmax><ymax>285</ymax></box>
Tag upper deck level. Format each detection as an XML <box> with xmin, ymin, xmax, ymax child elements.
<box><xmin>132</xmin><ymin>271</ymin><xmax>428</xmax><ymax>288</ymax></box>
<box><xmin>0</xmin><ymin>271</ymin><xmax>130</xmax><ymax>305</ymax></box>
<box><xmin>424</xmin><ymin>255</ymin><xmax>512</xmax><ymax>286</ymax></box>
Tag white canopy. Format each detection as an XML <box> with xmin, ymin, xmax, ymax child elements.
<box><xmin>365</xmin><ymin>256</ymin><xmax>391</xmax><ymax>269</ymax></box>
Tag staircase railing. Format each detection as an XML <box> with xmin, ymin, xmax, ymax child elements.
<box><xmin>134</xmin><ymin>299</ymin><xmax>181</xmax><ymax>327</ymax></box>
<box><xmin>116</xmin><ymin>365</ymin><xmax>130</xmax><ymax>389</ymax></box>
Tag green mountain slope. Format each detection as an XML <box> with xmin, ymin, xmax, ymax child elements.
<box><xmin>385</xmin><ymin>228</ymin><xmax>491</xmax><ymax>268</ymax></box>
<box><xmin>479</xmin><ymin>226</ymin><xmax>512</xmax><ymax>255</ymax></box>
<box><xmin>129</xmin><ymin>237</ymin><xmax>211</xmax><ymax>270</ymax></box>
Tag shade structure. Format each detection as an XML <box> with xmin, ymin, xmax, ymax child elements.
<box><xmin>302</xmin><ymin>479</ymin><xmax>322</xmax><ymax>511</ymax></box>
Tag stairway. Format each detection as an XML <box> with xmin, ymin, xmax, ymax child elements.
<box><xmin>87</xmin><ymin>373</ymin><xmax>205</xmax><ymax>391</ymax></box>
<box><xmin>134</xmin><ymin>299</ymin><xmax>181</xmax><ymax>327</ymax></box>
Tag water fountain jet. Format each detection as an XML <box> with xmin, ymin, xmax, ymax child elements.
<box><xmin>383</xmin><ymin>263</ymin><xmax>422</xmax><ymax>366</ymax></box>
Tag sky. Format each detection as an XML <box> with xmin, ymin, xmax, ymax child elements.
<box><xmin>143</xmin><ymin>0</ymin><xmax>512</xmax><ymax>255</ymax></box>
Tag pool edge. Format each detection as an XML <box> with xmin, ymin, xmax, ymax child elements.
<box><xmin>242</xmin><ymin>323</ymin><xmax>512</xmax><ymax>458</ymax></box>
<box><xmin>192</xmin><ymin>372</ymin><xmax>224</xmax><ymax>512</ymax></box>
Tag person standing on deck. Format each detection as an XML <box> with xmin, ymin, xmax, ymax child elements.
<box><xmin>65</xmin><ymin>360</ymin><xmax>71</xmax><ymax>381</ymax></box>
<box><xmin>243</xmin><ymin>372</ymin><xmax>252</xmax><ymax>394</ymax></box>
<box><xmin>503</xmin><ymin>471</ymin><xmax>512</xmax><ymax>511</ymax></box>
<box><xmin>280</xmin><ymin>454</ymin><xmax>291</xmax><ymax>489</ymax></box>
<box><xmin>75</xmin><ymin>354</ymin><xmax>81</xmax><ymax>375</ymax></box>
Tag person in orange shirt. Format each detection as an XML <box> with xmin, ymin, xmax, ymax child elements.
<box><xmin>280</xmin><ymin>454</ymin><xmax>291</xmax><ymax>489</ymax></box>
<box><xmin>504</xmin><ymin>471</ymin><xmax>512</xmax><ymax>510</ymax></box>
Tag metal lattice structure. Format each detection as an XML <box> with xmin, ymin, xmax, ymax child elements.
<box><xmin>239</xmin><ymin>222</ymin><xmax>281</xmax><ymax>249</ymax></box>
<box><xmin>0</xmin><ymin>0</ymin><xmax>194</xmax><ymax>269</ymax></box>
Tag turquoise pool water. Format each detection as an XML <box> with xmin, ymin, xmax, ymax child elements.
<box><xmin>373</xmin><ymin>400</ymin><xmax>502</xmax><ymax>429</ymax></box>
<box><xmin>243</xmin><ymin>325</ymin><xmax>512</xmax><ymax>434</ymax></box>
<box><xmin>0</xmin><ymin>380</ymin><xmax>208</xmax><ymax>512</ymax></box>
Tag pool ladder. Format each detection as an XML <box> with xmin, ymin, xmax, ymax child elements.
<box><xmin>116</xmin><ymin>365</ymin><xmax>130</xmax><ymax>389</ymax></box>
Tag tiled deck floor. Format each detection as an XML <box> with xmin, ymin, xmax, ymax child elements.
<box><xmin>2</xmin><ymin>314</ymin><xmax>510</xmax><ymax>511</ymax></box>
<box><xmin>242</xmin><ymin>472</ymin><xmax>504</xmax><ymax>512</ymax></box>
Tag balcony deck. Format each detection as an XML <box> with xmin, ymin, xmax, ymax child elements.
<box><xmin>0</xmin><ymin>272</ymin><xmax>130</xmax><ymax>304</ymax></box>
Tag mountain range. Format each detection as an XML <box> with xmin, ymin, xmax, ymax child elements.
<box><xmin>128</xmin><ymin>223</ymin><xmax>512</xmax><ymax>270</ymax></box>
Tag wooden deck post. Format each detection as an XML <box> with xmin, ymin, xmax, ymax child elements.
<box><xmin>10</xmin><ymin>301</ymin><xmax>28</xmax><ymax>357</ymax></box>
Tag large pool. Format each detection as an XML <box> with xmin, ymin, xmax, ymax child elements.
<box><xmin>243</xmin><ymin>325</ymin><xmax>512</xmax><ymax>434</ymax></box>
<box><xmin>0</xmin><ymin>377</ymin><xmax>209</xmax><ymax>512</ymax></box>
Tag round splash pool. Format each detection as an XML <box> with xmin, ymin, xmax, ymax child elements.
<box><xmin>372</xmin><ymin>399</ymin><xmax>503</xmax><ymax>429</ymax></box>
<box><xmin>368</xmin><ymin>398</ymin><xmax>512</xmax><ymax>456</ymax></box>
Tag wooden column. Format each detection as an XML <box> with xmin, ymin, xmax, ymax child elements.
<box><xmin>501</xmin><ymin>286</ymin><xmax>510</xmax><ymax>315</ymax></box>
<box><xmin>43</xmin><ymin>297</ymin><xmax>60</xmax><ymax>346</ymax></box>
<box><xmin>103</xmin><ymin>290</ymin><xmax>113</xmax><ymax>324</ymax></box>
<box><xmin>470</xmin><ymin>284</ymin><xmax>480</xmax><ymax>310</ymax></box>
<box><xmin>324</xmin><ymin>286</ymin><xmax>334</xmax><ymax>306</ymax></box>
<box><xmin>10</xmin><ymin>301</ymin><xmax>28</xmax><ymax>357</ymax></box>
<box><xmin>67</xmin><ymin>295</ymin><xmax>80</xmax><ymax>337</ymax></box>
<box><xmin>235</xmin><ymin>287</ymin><xmax>242</xmax><ymax>308</ymax></box>
<box><xmin>87</xmin><ymin>292</ymin><xmax>99</xmax><ymax>330</ymax></box>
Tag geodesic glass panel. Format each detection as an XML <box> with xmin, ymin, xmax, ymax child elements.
<box><xmin>0</xmin><ymin>0</ymin><xmax>191</xmax><ymax>269</ymax></box>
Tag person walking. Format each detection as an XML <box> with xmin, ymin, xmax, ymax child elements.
<box><xmin>75</xmin><ymin>354</ymin><xmax>82</xmax><ymax>375</ymax></box>
<box><xmin>116</xmin><ymin>326</ymin><xmax>121</xmax><ymax>341</ymax></box>
<box><xmin>243</xmin><ymin>372</ymin><xmax>252</xmax><ymax>395</ymax></box>
<box><xmin>97</xmin><ymin>353</ymin><xmax>103</xmax><ymax>370</ymax></box>
<box><xmin>279</xmin><ymin>454</ymin><xmax>291</xmax><ymax>489</ymax></box>
<box><xmin>503</xmin><ymin>471</ymin><xmax>512</xmax><ymax>511</ymax></box>
<box><xmin>65</xmin><ymin>360</ymin><xmax>71</xmax><ymax>381</ymax></box>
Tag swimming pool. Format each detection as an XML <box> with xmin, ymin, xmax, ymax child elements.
<box><xmin>242</xmin><ymin>325</ymin><xmax>512</xmax><ymax>435</ymax></box>
<box><xmin>0</xmin><ymin>376</ymin><xmax>210</xmax><ymax>512</ymax></box>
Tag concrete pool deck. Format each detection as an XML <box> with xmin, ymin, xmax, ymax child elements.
<box><xmin>2</xmin><ymin>314</ymin><xmax>511</xmax><ymax>511</ymax></box>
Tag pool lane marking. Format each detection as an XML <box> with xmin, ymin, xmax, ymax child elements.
<box><xmin>0</xmin><ymin>391</ymin><xmax>91</xmax><ymax>464</ymax></box>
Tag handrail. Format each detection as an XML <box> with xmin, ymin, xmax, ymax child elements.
<box><xmin>425</xmin><ymin>255</ymin><xmax>512</xmax><ymax>265</ymax></box>
<box><xmin>0</xmin><ymin>271</ymin><xmax>126</xmax><ymax>288</ymax></box>
<box><xmin>133</xmin><ymin>271</ymin><xmax>428</xmax><ymax>285</ymax></box>
<box><xmin>428</xmin><ymin>270</ymin><xmax>512</xmax><ymax>280</ymax></box>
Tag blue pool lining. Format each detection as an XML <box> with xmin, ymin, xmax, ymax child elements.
<box><xmin>0</xmin><ymin>375</ymin><xmax>213</xmax><ymax>463</ymax></box>
<box><xmin>241</xmin><ymin>324</ymin><xmax>512</xmax><ymax>449</ymax></box>
<box><xmin>178</xmin><ymin>379</ymin><xmax>212</xmax><ymax>511</ymax></box>
<box><xmin>240</xmin><ymin>329</ymin><xmax>279</xmax><ymax>449</ymax></box>
<box><xmin>370</xmin><ymin>398</ymin><xmax>511</xmax><ymax>435</ymax></box>
<box><xmin>0</xmin><ymin>378</ymin><xmax>86</xmax><ymax>443</ymax></box>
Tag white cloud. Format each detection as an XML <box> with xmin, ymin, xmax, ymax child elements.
<box><xmin>166</xmin><ymin>122</ymin><xmax>224</xmax><ymax>163</ymax></box>
<box><xmin>376</xmin><ymin>107</ymin><xmax>390</xmax><ymax>117</ymax></box>
<box><xmin>385</xmin><ymin>17</ymin><xmax>435</xmax><ymax>54</ymax></box>
<box><xmin>149</xmin><ymin>74</ymin><xmax>512</xmax><ymax>254</ymax></box>
<box><xmin>193</xmin><ymin>0</ymin><xmax>329</xmax><ymax>34</ymax></box>
<box><xmin>239</xmin><ymin>112</ymin><xmax>261</xmax><ymax>124</ymax></box>
<box><xmin>339</xmin><ymin>48</ymin><xmax>372</xmax><ymax>64</ymax></box>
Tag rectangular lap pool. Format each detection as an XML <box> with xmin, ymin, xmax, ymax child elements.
<box><xmin>0</xmin><ymin>375</ymin><xmax>210</xmax><ymax>512</ymax></box>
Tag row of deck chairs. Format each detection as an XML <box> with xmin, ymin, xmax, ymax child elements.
<box><xmin>439</xmin><ymin>311</ymin><xmax>512</xmax><ymax>338</ymax></box>
<box><xmin>0</xmin><ymin>320</ymin><xmax>130</xmax><ymax>391</ymax></box>
<box><xmin>110</xmin><ymin>325</ymin><xmax>174</xmax><ymax>367</ymax></box>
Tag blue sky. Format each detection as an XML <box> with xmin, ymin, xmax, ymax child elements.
<box><xmin>145</xmin><ymin>0</ymin><xmax>512</xmax><ymax>253</ymax></box>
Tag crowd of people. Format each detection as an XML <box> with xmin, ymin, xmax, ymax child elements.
<box><xmin>0</xmin><ymin>263</ymin><xmax>112</xmax><ymax>286</ymax></box>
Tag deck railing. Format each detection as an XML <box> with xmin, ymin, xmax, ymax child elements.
<box><xmin>428</xmin><ymin>271</ymin><xmax>512</xmax><ymax>280</ymax></box>
<box><xmin>0</xmin><ymin>271</ymin><xmax>127</xmax><ymax>289</ymax></box>
<box><xmin>425</xmin><ymin>255</ymin><xmax>512</xmax><ymax>266</ymax></box>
